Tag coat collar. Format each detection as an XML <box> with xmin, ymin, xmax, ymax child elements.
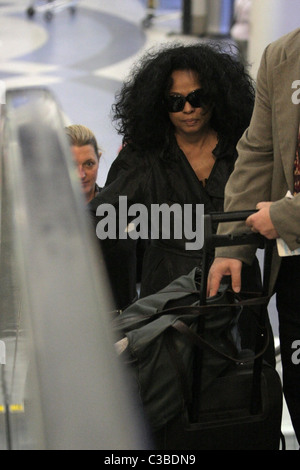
<box><xmin>162</xmin><ymin>132</ymin><xmax>234</xmax><ymax>162</ymax></box>
<box><xmin>274</xmin><ymin>46</ymin><xmax>300</xmax><ymax>190</ymax></box>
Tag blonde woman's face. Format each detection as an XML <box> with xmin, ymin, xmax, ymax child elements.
<box><xmin>71</xmin><ymin>144</ymin><xmax>99</xmax><ymax>203</ymax></box>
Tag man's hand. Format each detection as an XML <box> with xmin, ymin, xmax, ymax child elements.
<box><xmin>246</xmin><ymin>202</ymin><xmax>279</xmax><ymax>239</ymax></box>
<box><xmin>207</xmin><ymin>257</ymin><xmax>242</xmax><ymax>297</ymax></box>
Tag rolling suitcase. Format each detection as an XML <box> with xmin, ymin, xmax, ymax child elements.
<box><xmin>154</xmin><ymin>211</ymin><xmax>283</xmax><ymax>450</ymax></box>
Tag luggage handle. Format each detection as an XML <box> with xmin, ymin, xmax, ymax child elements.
<box><xmin>205</xmin><ymin>209</ymin><xmax>258</xmax><ymax>223</ymax></box>
<box><xmin>192</xmin><ymin>211</ymin><xmax>275</xmax><ymax>420</ymax></box>
<box><xmin>200</xmin><ymin>211</ymin><xmax>274</xmax><ymax>304</ymax></box>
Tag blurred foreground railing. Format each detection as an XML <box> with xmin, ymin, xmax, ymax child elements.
<box><xmin>0</xmin><ymin>88</ymin><xmax>150</xmax><ymax>450</ymax></box>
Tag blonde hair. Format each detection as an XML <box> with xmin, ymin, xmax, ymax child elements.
<box><xmin>65</xmin><ymin>124</ymin><xmax>102</xmax><ymax>159</ymax></box>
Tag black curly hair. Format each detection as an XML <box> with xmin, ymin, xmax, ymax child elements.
<box><xmin>112</xmin><ymin>42</ymin><xmax>255</xmax><ymax>151</ymax></box>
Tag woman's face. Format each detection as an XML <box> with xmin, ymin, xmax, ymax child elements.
<box><xmin>167</xmin><ymin>69</ymin><xmax>212</xmax><ymax>137</ymax></box>
<box><xmin>71</xmin><ymin>144</ymin><xmax>99</xmax><ymax>203</ymax></box>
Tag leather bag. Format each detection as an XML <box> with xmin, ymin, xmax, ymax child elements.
<box><xmin>114</xmin><ymin>267</ymin><xmax>268</xmax><ymax>431</ymax></box>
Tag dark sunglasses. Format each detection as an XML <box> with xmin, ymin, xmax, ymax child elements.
<box><xmin>165</xmin><ymin>88</ymin><xmax>208</xmax><ymax>113</ymax></box>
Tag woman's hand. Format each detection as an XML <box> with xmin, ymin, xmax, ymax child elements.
<box><xmin>207</xmin><ymin>257</ymin><xmax>242</xmax><ymax>297</ymax></box>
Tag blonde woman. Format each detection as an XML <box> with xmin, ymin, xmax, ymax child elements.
<box><xmin>66</xmin><ymin>124</ymin><xmax>145</xmax><ymax>311</ymax></box>
<box><xmin>66</xmin><ymin>124</ymin><xmax>102</xmax><ymax>204</ymax></box>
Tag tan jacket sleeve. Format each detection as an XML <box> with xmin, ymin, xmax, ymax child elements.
<box><xmin>215</xmin><ymin>29</ymin><xmax>300</xmax><ymax>261</ymax></box>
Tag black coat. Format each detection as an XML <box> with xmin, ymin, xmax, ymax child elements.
<box><xmin>88</xmin><ymin>136</ymin><xmax>259</xmax><ymax>308</ymax></box>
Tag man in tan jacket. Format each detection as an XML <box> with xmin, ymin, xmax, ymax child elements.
<box><xmin>207</xmin><ymin>28</ymin><xmax>300</xmax><ymax>445</ymax></box>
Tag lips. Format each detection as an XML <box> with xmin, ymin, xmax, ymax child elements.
<box><xmin>184</xmin><ymin>119</ymin><xmax>198</xmax><ymax>126</ymax></box>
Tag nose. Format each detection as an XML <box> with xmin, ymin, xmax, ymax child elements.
<box><xmin>77</xmin><ymin>165</ymin><xmax>86</xmax><ymax>179</ymax></box>
<box><xmin>183</xmin><ymin>100</ymin><xmax>194</xmax><ymax>113</ymax></box>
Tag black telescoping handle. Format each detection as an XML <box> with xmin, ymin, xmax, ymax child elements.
<box><xmin>193</xmin><ymin>211</ymin><xmax>275</xmax><ymax>421</ymax></box>
<box><xmin>206</xmin><ymin>210</ymin><xmax>258</xmax><ymax>223</ymax></box>
<box><xmin>200</xmin><ymin>211</ymin><xmax>271</xmax><ymax>304</ymax></box>
<box><xmin>203</xmin><ymin>210</ymin><xmax>264</xmax><ymax>251</ymax></box>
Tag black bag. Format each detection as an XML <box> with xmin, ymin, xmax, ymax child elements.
<box><xmin>114</xmin><ymin>267</ymin><xmax>268</xmax><ymax>432</ymax></box>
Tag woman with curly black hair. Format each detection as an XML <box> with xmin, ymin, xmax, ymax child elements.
<box><xmin>112</xmin><ymin>42</ymin><xmax>254</xmax><ymax>153</ymax></box>
<box><xmin>89</xmin><ymin>42</ymin><xmax>258</xmax><ymax>304</ymax></box>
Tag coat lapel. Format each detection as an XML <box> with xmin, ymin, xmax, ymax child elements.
<box><xmin>274</xmin><ymin>47</ymin><xmax>300</xmax><ymax>190</ymax></box>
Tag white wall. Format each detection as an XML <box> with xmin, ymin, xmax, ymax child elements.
<box><xmin>248</xmin><ymin>0</ymin><xmax>300</xmax><ymax>78</ymax></box>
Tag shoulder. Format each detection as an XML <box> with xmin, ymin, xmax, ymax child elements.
<box><xmin>87</xmin><ymin>192</ymin><xmax>101</xmax><ymax>215</ymax></box>
<box><xmin>272</xmin><ymin>27</ymin><xmax>300</xmax><ymax>50</ymax></box>
<box><xmin>265</xmin><ymin>28</ymin><xmax>300</xmax><ymax>62</ymax></box>
<box><xmin>105</xmin><ymin>144</ymin><xmax>151</xmax><ymax>184</ymax></box>
<box><xmin>111</xmin><ymin>143</ymin><xmax>154</xmax><ymax>168</ymax></box>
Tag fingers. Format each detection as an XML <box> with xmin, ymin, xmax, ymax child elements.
<box><xmin>256</xmin><ymin>201</ymin><xmax>270</xmax><ymax>210</ymax></box>
<box><xmin>207</xmin><ymin>270</ymin><xmax>224</xmax><ymax>297</ymax></box>
<box><xmin>245</xmin><ymin>213</ymin><xmax>254</xmax><ymax>228</ymax></box>
<box><xmin>246</xmin><ymin>202</ymin><xmax>270</xmax><ymax>228</ymax></box>
<box><xmin>230</xmin><ymin>265</ymin><xmax>242</xmax><ymax>293</ymax></box>
<box><xmin>207</xmin><ymin>258</ymin><xmax>242</xmax><ymax>297</ymax></box>
<box><xmin>246</xmin><ymin>202</ymin><xmax>277</xmax><ymax>238</ymax></box>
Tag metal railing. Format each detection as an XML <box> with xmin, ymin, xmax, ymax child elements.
<box><xmin>0</xmin><ymin>87</ymin><xmax>149</xmax><ymax>450</ymax></box>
